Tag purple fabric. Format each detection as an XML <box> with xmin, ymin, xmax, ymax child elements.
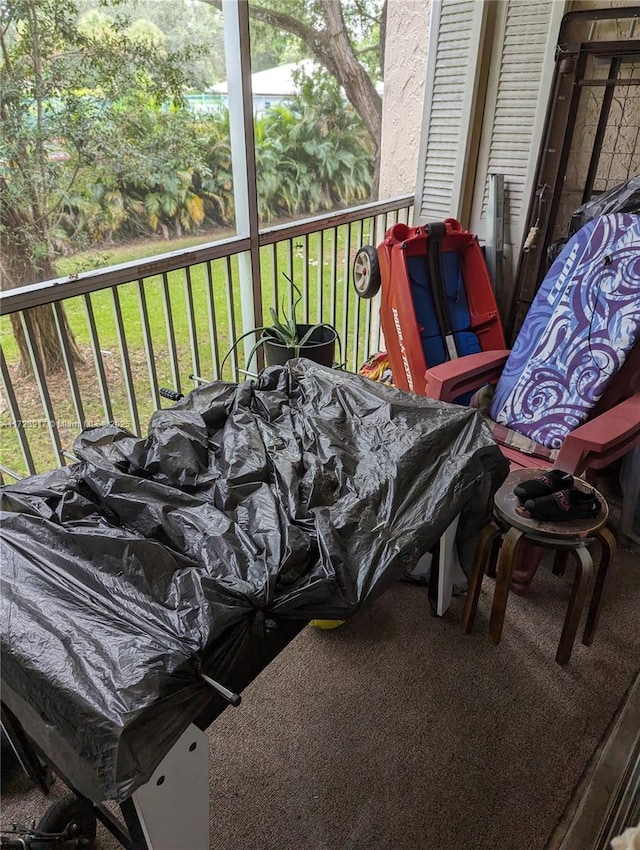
<box><xmin>490</xmin><ymin>214</ymin><xmax>640</xmax><ymax>449</ymax></box>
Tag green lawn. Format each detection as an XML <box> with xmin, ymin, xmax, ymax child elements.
<box><xmin>0</xmin><ymin>219</ymin><xmax>381</xmax><ymax>478</ymax></box>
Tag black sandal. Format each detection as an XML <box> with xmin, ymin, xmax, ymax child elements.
<box><xmin>524</xmin><ymin>488</ymin><xmax>600</xmax><ymax>522</ymax></box>
<box><xmin>514</xmin><ymin>469</ymin><xmax>574</xmax><ymax>501</ymax></box>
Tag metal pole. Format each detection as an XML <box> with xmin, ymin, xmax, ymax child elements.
<box><xmin>581</xmin><ymin>57</ymin><xmax>621</xmax><ymax>204</ymax></box>
<box><xmin>222</xmin><ymin>0</ymin><xmax>263</xmax><ymax>372</ymax></box>
<box><xmin>485</xmin><ymin>173</ymin><xmax>505</xmax><ymax>314</ymax></box>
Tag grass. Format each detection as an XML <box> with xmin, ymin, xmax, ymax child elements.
<box><xmin>0</xmin><ymin>218</ymin><xmax>384</xmax><ymax>478</ymax></box>
<box><xmin>55</xmin><ymin>227</ymin><xmax>235</xmax><ymax>276</ymax></box>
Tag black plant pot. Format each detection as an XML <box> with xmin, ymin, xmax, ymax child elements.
<box><xmin>263</xmin><ymin>324</ymin><xmax>337</xmax><ymax>368</ymax></box>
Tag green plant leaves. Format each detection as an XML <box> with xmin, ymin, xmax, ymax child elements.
<box><xmin>220</xmin><ymin>272</ymin><xmax>340</xmax><ymax>373</ymax></box>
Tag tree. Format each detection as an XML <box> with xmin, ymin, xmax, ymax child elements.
<box><xmin>255</xmin><ymin>71</ymin><xmax>373</xmax><ymax>221</ymax></box>
<box><xmin>0</xmin><ymin>0</ymin><xmax>194</xmax><ymax>374</ymax></box>
<box><xmin>75</xmin><ymin>0</ymin><xmax>228</xmax><ymax>89</ymax></box>
<box><xmin>201</xmin><ymin>0</ymin><xmax>386</xmax><ymax>195</ymax></box>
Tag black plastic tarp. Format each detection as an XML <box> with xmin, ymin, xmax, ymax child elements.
<box><xmin>1</xmin><ymin>360</ymin><xmax>508</xmax><ymax>802</ymax></box>
<box><xmin>547</xmin><ymin>175</ymin><xmax>640</xmax><ymax>267</ymax></box>
<box><xmin>569</xmin><ymin>174</ymin><xmax>640</xmax><ymax>235</ymax></box>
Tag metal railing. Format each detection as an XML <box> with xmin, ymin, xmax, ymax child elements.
<box><xmin>0</xmin><ymin>195</ymin><xmax>413</xmax><ymax>481</ymax></box>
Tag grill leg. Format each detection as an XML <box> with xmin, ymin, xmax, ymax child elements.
<box><xmin>437</xmin><ymin>513</ymin><xmax>465</xmax><ymax>616</ymax></box>
<box><xmin>131</xmin><ymin>725</ymin><xmax>210</xmax><ymax>850</ymax></box>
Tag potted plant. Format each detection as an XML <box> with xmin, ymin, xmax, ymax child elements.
<box><xmin>222</xmin><ymin>280</ymin><xmax>339</xmax><ymax>372</ymax></box>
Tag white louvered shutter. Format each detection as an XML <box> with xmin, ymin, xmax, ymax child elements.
<box><xmin>469</xmin><ymin>1</ymin><xmax>566</xmax><ymax>257</ymax></box>
<box><xmin>413</xmin><ymin>0</ymin><xmax>489</xmax><ymax>223</ymax></box>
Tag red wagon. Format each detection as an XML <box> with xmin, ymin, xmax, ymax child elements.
<box><xmin>353</xmin><ymin>219</ymin><xmax>506</xmax><ymax>395</ymax></box>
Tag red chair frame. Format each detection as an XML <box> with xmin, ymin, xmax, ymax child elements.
<box><xmin>424</xmin><ymin>343</ymin><xmax>640</xmax><ymax>477</ymax></box>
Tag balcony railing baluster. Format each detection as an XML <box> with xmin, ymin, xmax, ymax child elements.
<box><xmin>83</xmin><ymin>293</ymin><xmax>114</xmax><ymax>423</ymax></box>
<box><xmin>271</xmin><ymin>243</ymin><xmax>279</xmax><ymax>317</ymax></box>
<box><xmin>347</xmin><ymin>262</ymin><xmax>361</xmax><ymax>372</ymax></box>
<box><xmin>52</xmin><ymin>300</ymin><xmax>86</xmax><ymax>430</ymax></box>
<box><xmin>286</xmin><ymin>239</ymin><xmax>295</xmax><ymax>314</ymax></box>
<box><xmin>204</xmin><ymin>261</ymin><xmax>221</xmax><ymax>381</ymax></box>
<box><xmin>340</xmin><ymin>223</ymin><xmax>350</xmax><ymax>362</ymax></box>
<box><xmin>161</xmin><ymin>272</ymin><xmax>182</xmax><ymax>395</ymax></box>
<box><xmin>0</xmin><ymin>346</ymin><xmax>36</xmax><ymax>476</ymax></box>
<box><xmin>353</xmin><ymin>218</ymin><xmax>369</xmax><ymax>367</ymax></box>
<box><xmin>110</xmin><ymin>287</ymin><xmax>141</xmax><ymax>436</ymax></box>
<box><xmin>138</xmin><ymin>279</ymin><xmax>161</xmax><ymax>412</ymax></box>
<box><xmin>302</xmin><ymin>234</ymin><xmax>310</xmax><ymax>324</ymax></box>
<box><xmin>224</xmin><ymin>256</ymin><xmax>239</xmax><ymax>382</ymax></box>
<box><xmin>329</xmin><ymin>227</ymin><xmax>338</xmax><ymax>333</ymax></box>
<box><xmin>20</xmin><ymin>310</ymin><xmax>65</xmax><ymax>467</ymax></box>
<box><xmin>316</xmin><ymin>229</ymin><xmax>324</xmax><ymax>325</ymax></box>
<box><xmin>182</xmin><ymin>267</ymin><xmax>200</xmax><ymax>386</ymax></box>
<box><xmin>0</xmin><ymin>196</ymin><xmax>413</xmax><ymax>475</ymax></box>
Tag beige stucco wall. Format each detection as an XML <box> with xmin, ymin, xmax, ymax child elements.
<box><xmin>378</xmin><ymin>0</ymin><xmax>637</xmax><ymax>204</ymax></box>
<box><xmin>378</xmin><ymin>0</ymin><xmax>430</xmax><ymax>200</ymax></box>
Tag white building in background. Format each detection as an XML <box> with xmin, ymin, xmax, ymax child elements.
<box><xmin>210</xmin><ymin>59</ymin><xmax>319</xmax><ymax>117</ymax></box>
<box><xmin>209</xmin><ymin>58</ymin><xmax>383</xmax><ymax>119</ymax></box>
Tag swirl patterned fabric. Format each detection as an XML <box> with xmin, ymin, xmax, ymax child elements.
<box><xmin>490</xmin><ymin>214</ymin><xmax>640</xmax><ymax>449</ymax></box>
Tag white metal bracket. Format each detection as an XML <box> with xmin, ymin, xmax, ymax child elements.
<box><xmin>132</xmin><ymin>724</ymin><xmax>209</xmax><ymax>850</ymax></box>
<box><xmin>437</xmin><ymin>513</ymin><xmax>467</xmax><ymax>617</ymax></box>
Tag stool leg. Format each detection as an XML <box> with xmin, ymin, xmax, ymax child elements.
<box><xmin>485</xmin><ymin>533</ymin><xmax>501</xmax><ymax>578</ymax></box>
<box><xmin>510</xmin><ymin>541</ymin><xmax>544</xmax><ymax>593</ymax></box>
<box><xmin>552</xmin><ymin>549</ymin><xmax>568</xmax><ymax>577</ymax></box>
<box><xmin>583</xmin><ymin>526</ymin><xmax>616</xmax><ymax>646</ymax></box>
<box><xmin>489</xmin><ymin>527</ymin><xmax>524</xmax><ymax>645</ymax></box>
<box><xmin>462</xmin><ymin>521</ymin><xmax>501</xmax><ymax>634</ymax></box>
<box><xmin>556</xmin><ymin>546</ymin><xmax>594</xmax><ymax>665</ymax></box>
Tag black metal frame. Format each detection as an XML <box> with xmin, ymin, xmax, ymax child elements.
<box><xmin>510</xmin><ymin>7</ymin><xmax>640</xmax><ymax>338</ymax></box>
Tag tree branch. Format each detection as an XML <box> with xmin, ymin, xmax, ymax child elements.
<box><xmin>354</xmin><ymin>45</ymin><xmax>380</xmax><ymax>58</ymax></box>
<box><xmin>0</xmin><ymin>26</ymin><xmax>12</xmax><ymax>70</ymax></box>
<box><xmin>198</xmin><ymin>0</ymin><xmax>342</xmax><ymax>78</ymax></box>
<box><xmin>199</xmin><ymin>0</ymin><xmax>327</xmax><ymax>51</ymax></box>
<box><xmin>199</xmin><ymin>0</ymin><xmax>383</xmax><ymax>194</ymax></box>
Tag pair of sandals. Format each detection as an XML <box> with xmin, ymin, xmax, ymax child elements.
<box><xmin>513</xmin><ymin>469</ymin><xmax>600</xmax><ymax>522</ymax></box>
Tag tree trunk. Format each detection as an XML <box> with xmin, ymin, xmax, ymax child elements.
<box><xmin>5</xmin><ymin>280</ymin><xmax>84</xmax><ymax>378</ymax></box>
<box><xmin>320</xmin><ymin>2</ymin><xmax>382</xmax><ymax>197</ymax></box>
<box><xmin>1</xmin><ymin>189</ymin><xmax>84</xmax><ymax>377</ymax></box>
<box><xmin>380</xmin><ymin>0</ymin><xmax>388</xmax><ymax>81</ymax></box>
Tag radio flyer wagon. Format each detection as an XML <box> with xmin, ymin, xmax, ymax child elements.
<box><xmin>353</xmin><ymin>219</ymin><xmax>506</xmax><ymax>395</ymax></box>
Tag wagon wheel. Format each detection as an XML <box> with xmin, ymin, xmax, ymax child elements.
<box><xmin>37</xmin><ymin>794</ymin><xmax>97</xmax><ymax>849</ymax></box>
<box><xmin>353</xmin><ymin>246</ymin><xmax>381</xmax><ymax>298</ymax></box>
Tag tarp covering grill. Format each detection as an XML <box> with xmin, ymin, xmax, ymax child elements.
<box><xmin>1</xmin><ymin>361</ymin><xmax>508</xmax><ymax>802</ymax></box>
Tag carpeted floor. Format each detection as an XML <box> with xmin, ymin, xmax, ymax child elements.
<box><xmin>2</xmin><ymin>544</ymin><xmax>639</xmax><ymax>850</ymax></box>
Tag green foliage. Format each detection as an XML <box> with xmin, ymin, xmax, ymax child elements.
<box><xmin>1</xmin><ymin>0</ymin><xmax>375</xmax><ymax>282</ymax></box>
<box><xmin>339</xmin><ymin>0</ymin><xmax>385</xmax><ymax>79</ymax></box>
<box><xmin>255</xmin><ymin>70</ymin><xmax>373</xmax><ymax>222</ymax></box>
<box><xmin>61</xmin><ymin>102</ymin><xmax>230</xmax><ymax>243</ymax></box>
<box><xmin>192</xmin><ymin>110</ymin><xmax>234</xmax><ymax>225</ymax></box>
<box><xmin>0</xmin><ymin>0</ymin><xmax>198</xmax><ymax>286</ymax></box>
<box><xmin>245</xmin><ymin>0</ymin><xmax>384</xmax><ymax>80</ymax></box>
<box><xmin>76</xmin><ymin>0</ymin><xmax>226</xmax><ymax>88</ymax></box>
<box><xmin>248</xmin><ymin>16</ymin><xmax>303</xmax><ymax>73</ymax></box>
<box><xmin>221</xmin><ymin>278</ymin><xmax>337</xmax><ymax>371</ymax></box>
<box><xmin>267</xmin><ymin>282</ymin><xmax>309</xmax><ymax>347</ymax></box>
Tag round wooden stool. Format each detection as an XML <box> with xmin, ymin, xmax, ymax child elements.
<box><xmin>462</xmin><ymin>468</ymin><xmax>616</xmax><ymax>665</ymax></box>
